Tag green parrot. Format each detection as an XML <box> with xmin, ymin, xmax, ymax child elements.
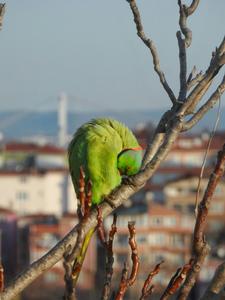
<box><xmin>68</xmin><ymin>118</ymin><xmax>143</xmax><ymax>282</ymax></box>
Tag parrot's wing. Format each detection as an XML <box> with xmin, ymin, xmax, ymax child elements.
<box><xmin>85</xmin><ymin>123</ymin><xmax>122</xmax><ymax>204</ymax></box>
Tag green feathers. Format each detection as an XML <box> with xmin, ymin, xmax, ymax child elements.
<box><xmin>68</xmin><ymin>118</ymin><xmax>142</xmax><ymax>205</ymax></box>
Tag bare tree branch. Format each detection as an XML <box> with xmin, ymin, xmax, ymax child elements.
<box><xmin>0</xmin><ymin>263</ymin><xmax>4</xmax><ymax>293</ymax></box>
<box><xmin>142</xmin><ymin>110</ymin><xmax>172</xmax><ymax>168</ymax></box>
<box><xmin>177</xmin><ymin>30</ymin><xmax>187</xmax><ymax>101</ymax></box>
<box><xmin>200</xmin><ymin>261</ymin><xmax>225</xmax><ymax>300</ymax></box>
<box><xmin>160</xmin><ymin>259</ymin><xmax>193</xmax><ymax>300</ymax></box>
<box><xmin>176</xmin><ymin>0</ymin><xmax>200</xmax><ymax>101</ymax></box>
<box><xmin>115</xmin><ymin>222</ymin><xmax>139</xmax><ymax>300</ymax></box>
<box><xmin>185</xmin><ymin>0</ymin><xmax>200</xmax><ymax>16</ymax></box>
<box><xmin>177</xmin><ymin>0</ymin><xmax>200</xmax><ymax>48</ymax></box>
<box><xmin>179</xmin><ymin>36</ymin><xmax>225</xmax><ymax>115</ymax></box>
<box><xmin>177</xmin><ymin>143</ymin><xmax>225</xmax><ymax>300</ymax></box>
<box><xmin>97</xmin><ymin>211</ymin><xmax>117</xmax><ymax>300</ymax></box>
<box><xmin>183</xmin><ymin>74</ymin><xmax>225</xmax><ymax>131</ymax></box>
<box><xmin>1</xmin><ymin>113</ymin><xmax>184</xmax><ymax>300</ymax></box>
<box><xmin>127</xmin><ymin>0</ymin><xmax>177</xmax><ymax>104</ymax></box>
<box><xmin>0</xmin><ymin>3</ymin><xmax>5</xmax><ymax>29</ymax></box>
<box><xmin>187</xmin><ymin>69</ymin><xmax>204</xmax><ymax>91</ymax></box>
<box><xmin>139</xmin><ymin>261</ymin><xmax>164</xmax><ymax>300</ymax></box>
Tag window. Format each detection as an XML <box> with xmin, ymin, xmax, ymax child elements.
<box><xmin>44</xmin><ymin>271</ymin><xmax>59</xmax><ymax>283</ymax></box>
<box><xmin>117</xmin><ymin>254</ymin><xmax>128</xmax><ymax>265</ymax></box>
<box><xmin>164</xmin><ymin>217</ymin><xmax>176</xmax><ymax>227</ymax></box>
<box><xmin>171</xmin><ymin>235</ymin><xmax>184</xmax><ymax>248</ymax></box>
<box><xmin>136</xmin><ymin>234</ymin><xmax>147</xmax><ymax>244</ymax></box>
<box><xmin>155</xmin><ymin>234</ymin><xmax>165</xmax><ymax>245</ymax></box>
<box><xmin>210</xmin><ymin>202</ymin><xmax>224</xmax><ymax>214</ymax></box>
<box><xmin>151</xmin><ymin>217</ymin><xmax>162</xmax><ymax>226</ymax></box>
<box><xmin>214</xmin><ymin>186</ymin><xmax>222</xmax><ymax>196</ymax></box>
<box><xmin>117</xmin><ymin>234</ymin><xmax>127</xmax><ymax>246</ymax></box>
<box><xmin>149</xmin><ymin>233</ymin><xmax>166</xmax><ymax>246</ymax></box>
<box><xmin>16</xmin><ymin>191</ymin><xmax>28</xmax><ymax>201</ymax></box>
<box><xmin>19</xmin><ymin>176</ymin><xmax>27</xmax><ymax>183</ymax></box>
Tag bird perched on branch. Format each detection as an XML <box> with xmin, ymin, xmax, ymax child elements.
<box><xmin>68</xmin><ymin>118</ymin><xmax>142</xmax><ymax>282</ymax></box>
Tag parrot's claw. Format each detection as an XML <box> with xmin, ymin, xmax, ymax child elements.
<box><xmin>122</xmin><ymin>176</ymin><xmax>135</xmax><ymax>187</ymax></box>
<box><xmin>104</xmin><ymin>196</ymin><xmax>116</xmax><ymax>209</ymax></box>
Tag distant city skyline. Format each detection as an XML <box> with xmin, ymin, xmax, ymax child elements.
<box><xmin>0</xmin><ymin>1</ymin><xmax>224</xmax><ymax>112</ymax></box>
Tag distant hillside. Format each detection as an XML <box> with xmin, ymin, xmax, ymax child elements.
<box><xmin>0</xmin><ymin>107</ymin><xmax>225</xmax><ymax>140</ymax></box>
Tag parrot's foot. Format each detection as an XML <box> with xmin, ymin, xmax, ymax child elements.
<box><xmin>122</xmin><ymin>176</ymin><xmax>136</xmax><ymax>187</ymax></box>
<box><xmin>104</xmin><ymin>195</ymin><xmax>116</xmax><ymax>209</ymax></box>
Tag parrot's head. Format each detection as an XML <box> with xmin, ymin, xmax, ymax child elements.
<box><xmin>117</xmin><ymin>147</ymin><xmax>143</xmax><ymax>176</ymax></box>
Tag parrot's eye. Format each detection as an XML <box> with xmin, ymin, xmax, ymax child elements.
<box><xmin>126</xmin><ymin>166</ymin><xmax>132</xmax><ymax>174</ymax></box>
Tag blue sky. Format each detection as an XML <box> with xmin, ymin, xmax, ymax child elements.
<box><xmin>0</xmin><ymin>0</ymin><xmax>224</xmax><ymax>112</ymax></box>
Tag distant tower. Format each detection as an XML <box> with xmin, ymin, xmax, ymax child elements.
<box><xmin>58</xmin><ymin>92</ymin><xmax>68</xmax><ymax>147</ymax></box>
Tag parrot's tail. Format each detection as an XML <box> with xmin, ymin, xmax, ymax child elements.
<box><xmin>71</xmin><ymin>227</ymin><xmax>95</xmax><ymax>284</ymax></box>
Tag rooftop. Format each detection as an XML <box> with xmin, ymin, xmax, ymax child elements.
<box><xmin>1</xmin><ymin>142</ymin><xmax>65</xmax><ymax>155</ymax></box>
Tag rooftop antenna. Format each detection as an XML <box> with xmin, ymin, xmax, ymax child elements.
<box><xmin>58</xmin><ymin>92</ymin><xmax>68</xmax><ymax>147</ymax></box>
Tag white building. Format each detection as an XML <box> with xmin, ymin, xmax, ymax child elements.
<box><xmin>0</xmin><ymin>169</ymin><xmax>77</xmax><ymax>216</ymax></box>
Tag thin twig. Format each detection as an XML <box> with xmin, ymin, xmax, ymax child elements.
<box><xmin>183</xmin><ymin>74</ymin><xmax>225</xmax><ymax>131</ymax></box>
<box><xmin>100</xmin><ymin>213</ymin><xmax>117</xmax><ymax>300</ymax></box>
<box><xmin>115</xmin><ymin>222</ymin><xmax>139</xmax><ymax>300</ymax></box>
<box><xmin>127</xmin><ymin>0</ymin><xmax>177</xmax><ymax>104</ymax></box>
<box><xmin>63</xmin><ymin>169</ymin><xmax>93</xmax><ymax>299</ymax></box>
<box><xmin>194</xmin><ymin>91</ymin><xmax>221</xmax><ymax>217</ymax></box>
<box><xmin>178</xmin><ymin>36</ymin><xmax>225</xmax><ymax>115</ymax></box>
<box><xmin>0</xmin><ymin>263</ymin><xmax>4</xmax><ymax>293</ymax></box>
<box><xmin>187</xmin><ymin>70</ymin><xmax>204</xmax><ymax>91</ymax></box>
<box><xmin>139</xmin><ymin>261</ymin><xmax>164</xmax><ymax>300</ymax></box>
<box><xmin>160</xmin><ymin>259</ymin><xmax>193</xmax><ymax>300</ymax></box>
<box><xmin>185</xmin><ymin>0</ymin><xmax>200</xmax><ymax>16</ymax></box>
<box><xmin>177</xmin><ymin>30</ymin><xmax>187</xmax><ymax>101</ymax></box>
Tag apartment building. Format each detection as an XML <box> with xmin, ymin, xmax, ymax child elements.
<box><xmin>102</xmin><ymin>203</ymin><xmax>194</xmax><ymax>294</ymax></box>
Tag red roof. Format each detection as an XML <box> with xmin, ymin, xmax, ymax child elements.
<box><xmin>0</xmin><ymin>168</ymin><xmax>68</xmax><ymax>176</ymax></box>
<box><xmin>148</xmin><ymin>204</ymin><xmax>180</xmax><ymax>216</ymax></box>
<box><xmin>136</xmin><ymin>131</ymin><xmax>225</xmax><ymax>152</ymax></box>
<box><xmin>3</xmin><ymin>142</ymin><xmax>65</xmax><ymax>155</ymax></box>
<box><xmin>0</xmin><ymin>207</ymin><xmax>16</xmax><ymax>215</ymax></box>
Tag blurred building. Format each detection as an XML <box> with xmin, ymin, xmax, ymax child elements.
<box><xmin>0</xmin><ymin>208</ymin><xmax>18</xmax><ymax>284</ymax></box>
<box><xmin>20</xmin><ymin>213</ymin><xmax>97</xmax><ymax>299</ymax></box>
<box><xmin>0</xmin><ymin>141</ymin><xmax>77</xmax><ymax>216</ymax></box>
<box><xmin>0</xmin><ymin>142</ymin><xmax>66</xmax><ymax>169</ymax></box>
<box><xmin>164</xmin><ymin>176</ymin><xmax>225</xmax><ymax>232</ymax></box>
<box><xmin>101</xmin><ymin>203</ymin><xmax>194</xmax><ymax>296</ymax></box>
<box><xmin>0</xmin><ymin>168</ymin><xmax>76</xmax><ymax>216</ymax></box>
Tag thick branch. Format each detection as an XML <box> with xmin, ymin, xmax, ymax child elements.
<box><xmin>127</xmin><ymin>0</ymin><xmax>177</xmax><ymax>104</ymax></box>
<box><xmin>142</xmin><ymin>110</ymin><xmax>172</xmax><ymax>168</ymax></box>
